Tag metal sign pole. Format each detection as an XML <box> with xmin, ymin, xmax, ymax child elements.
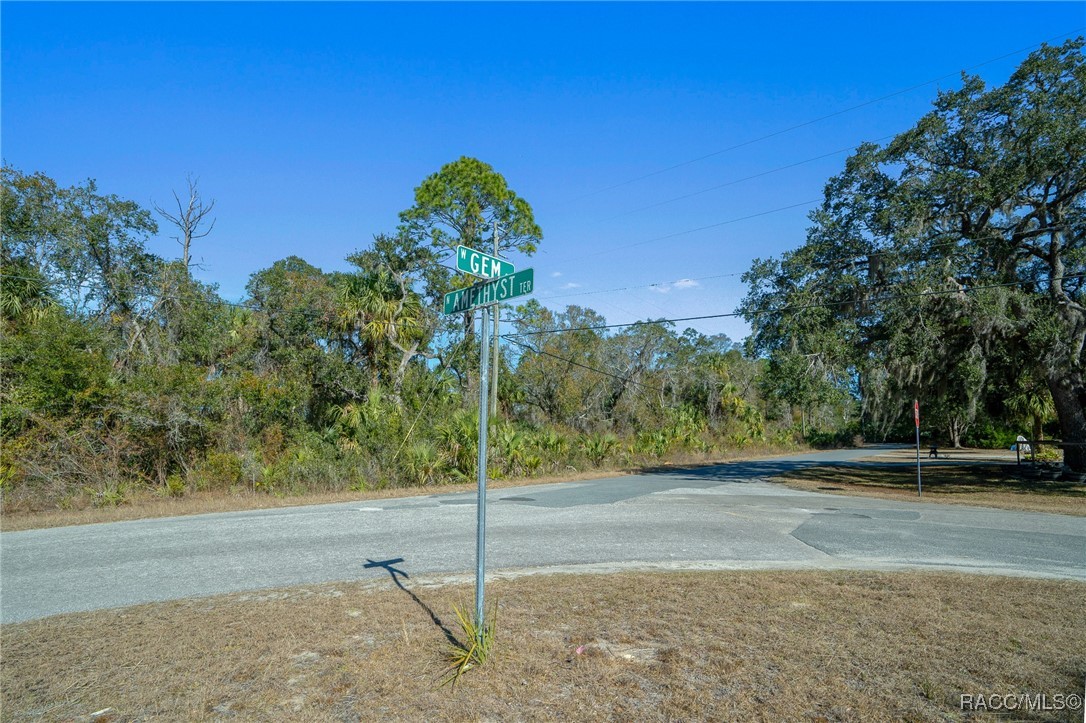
<box><xmin>491</xmin><ymin>223</ymin><xmax>500</xmax><ymax>417</ymax></box>
<box><xmin>475</xmin><ymin>304</ymin><xmax>491</xmax><ymax>640</ymax></box>
<box><xmin>914</xmin><ymin>399</ymin><xmax>922</xmax><ymax>497</ymax></box>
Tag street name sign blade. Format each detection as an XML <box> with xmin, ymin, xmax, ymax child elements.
<box><xmin>443</xmin><ymin>268</ymin><xmax>534</xmax><ymax>315</ymax></box>
<box><xmin>456</xmin><ymin>245</ymin><xmax>515</xmax><ymax>279</ymax></box>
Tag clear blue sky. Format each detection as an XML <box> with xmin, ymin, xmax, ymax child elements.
<box><xmin>3</xmin><ymin>2</ymin><xmax>1082</xmax><ymax>341</ymax></box>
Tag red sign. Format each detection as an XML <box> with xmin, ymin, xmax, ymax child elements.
<box><xmin>913</xmin><ymin>400</ymin><xmax>920</xmax><ymax>428</ymax></box>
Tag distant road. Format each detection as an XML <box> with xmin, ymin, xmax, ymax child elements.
<box><xmin>3</xmin><ymin>446</ymin><xmax>1083</xmax><ymax>623</ymax></box>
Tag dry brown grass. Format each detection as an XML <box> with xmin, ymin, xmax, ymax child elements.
<box><xmin>2</xmin><ymin>571</ymin><xmax>1084</xmax><ymax>722</ymax></box>
<box><xmin>778</xmin><ymin>462</ymin><xmax>1086</xmax><ymax>516</ymax></box>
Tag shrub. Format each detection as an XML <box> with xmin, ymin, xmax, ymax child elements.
<box><xmin>253</xmin><ymin>434</ymin><xmax>363</xmax><ymax>495</ymax></box>
<box><xmin>163</xmin><ymin>474</ymin><xmax>186</xmax><ymax>497</ymax></box>
<box><xmin>187</xmin><ymin>451</ymin><xmax>245</xmax><ymax>492</ymax></box>
<box><xmin>532</xmin><ymin>428</ymin><xmax>571</xmax><ymax>471</ymax></box>
<box><xmin>804</xmin><ymin>428</ymin><xmax>856</xmax><ymax>449</ymax></box>
<box><xmin>580</xmin><ymin>433</ymin><xmax>618</xmax><ymax>467</ymax></box>
<box><xmin>493</xmin><ymin>423</ymin><xmax>527</xmax><ymax>475</ymax></box>
<box><xmin>437</xmin><ymin>409</ymin><xmax>479</xmax><ymax>477</ymax></box>
<box><xmin>403</xmin><ymin>440</ymin><xmax>443</xmax><ymax>486</ymax></box>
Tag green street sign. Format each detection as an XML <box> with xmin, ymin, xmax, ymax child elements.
<box><xmin>456</xmin><ymin>245</ymin><xmax>515</xmax><ymax>279</ymax></box>
<box><xmin>444</xmin><ymin>268</ymin><xmax>534</xmax><ymax>315</ymax></box>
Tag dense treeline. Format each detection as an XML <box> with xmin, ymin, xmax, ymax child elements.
<box><xmin>4</xmin><ymin>42</ymin><xmax>1082</xmax><ymax>512</ymax></box>
<box><xmin>0</xmin><ymin>159</ymin><xmax>787</xmax><ymax>511</ymax></box>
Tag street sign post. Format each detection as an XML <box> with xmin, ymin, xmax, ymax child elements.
<box><xmin>456</xmin><ymin>245</ymin><xmax>515</xmax><ymax>279</ymax></box>
<box><xmin>443</xmin><ymin>268</ymin><xmax>534</xmax><ymax>315</ymax></box>
<box><xmin>442</xmin><ymin>266</ymin><xmax>534</xmax><ymax>646</ymax></box>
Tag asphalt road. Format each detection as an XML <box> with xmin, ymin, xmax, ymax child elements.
<box><xmin>2</xmin><ymin>447</ymin><xmax>1083</xmax><ymax>623</ymax></box>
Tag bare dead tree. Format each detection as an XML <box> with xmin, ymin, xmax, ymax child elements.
<box><xmin>154</xmin><ymin>176</ymin><xmax>216</xmax><ymax>272</ymax></box>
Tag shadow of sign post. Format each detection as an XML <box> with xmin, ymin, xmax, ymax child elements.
<box><xmin>363</xmin><ymin>558</ymin><xmax>463</xmax><ymax>648</ymax></box>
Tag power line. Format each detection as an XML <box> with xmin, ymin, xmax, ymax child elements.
<box><xmin>5</xmin><ymin>248</ymin><xmax>1081</xmax><ymax>337</ymax></box>
<box><xmin>537</xmin><ymin>236</ymin><xmax>995</xmax><ymax>303</ymax></box>
<box><xmin>552</xmin><ymin>197</ymin><xmax>822</xmax><ymax>265</ymax></box>
<box><xmin>506</xmin><ymin>273</ymin><xmax>1086</xmax><ymax>338</ymax></box>
<box><xmin>540</xmin><ymin>32</ymin><xmax>1083</xmax><ymax>313</ymax></box>
<box><xmin>592</xmin><ymin>134</ymin><xmax>899</xmax><ymax>225</ymax></box>
<box><xmin>569</xmin><ymin>30</ymin><xmax>1084</xmax><ymax>201</ymax></box>
<box><xmin>537</xmin><ymin>212</ymin><xmax>1077</xmax><ymax>307</ymax></box>
<box><xmin>538</xmin><ymin>271</ymin><xmax>746</xmax><ymax>302</ymax></box>
<box><xmin>504</xmin><ymin>336</ymin><xmax>667</xmax><ymax>396</ymax></box>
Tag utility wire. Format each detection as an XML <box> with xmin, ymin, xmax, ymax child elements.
<box><xmin>504</xmin><ymin>336</ymin><xmax>667</xmax><ymax>396</ymax></box>
<box><xmin>570</xmin><ymin>29</ymin><xmax>1084</xmax><ymax>201</ymax></box>
<box><xmin>537</xmin><ymin>226</ymin><xmax>1075</xmax><ymax>304</ymax></box>
<box><xmin>555</xmin><ymin>198</ymin><xmax>822</xmax><ymax>264</ymax></box>
<box><xmin>538</xmin><ymin>236</ymin><xmax>995</xmax><ymax>303</ymax></box>
<box><xmin>538</xmin><ymin>271</ymin><xmax>746</xmax><ymax>301</ymax></box>
<box><xmin>593</xmin><ymin>133</ymin><xmax>899</xmax><ymax>224</ymax></box>
<box><xmin>543</xmin><ymin>32</ymin><xmax>1083</xmax><ymax>295</ymax></box>
<box><xmin>505</xmin><ymin>273</ymin><xmax>1086</xmax><ymax>338</ymax></box>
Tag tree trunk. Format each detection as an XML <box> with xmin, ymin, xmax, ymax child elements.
<box><xmin>1047</xmin><ymin>370</ymin><xmax>1086</xmax><ymax>473</ymax></box>
<box><xmin>390</xmin><ymin>339</ymin><xmax>422</xmax><ymax>407</ymax></box>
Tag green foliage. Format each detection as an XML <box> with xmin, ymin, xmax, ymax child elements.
<box><xmin>741</xmin><ymin>40</ymin><xmax>1086</xmax><ymax>469</ymax></box>
<box><xmin>403</xmin><ymin>441</ymin><xmax>442</xmax><ymax>486</ymax></box>
<box><xmin>436</xmin><ymin>409</ymin><xmax>480</xmax><ymax>478</ymax></box>
<box><xmin>522</xmin><ymin>454</ymin><xmax>543</xmax><ymax>476</ymax></box>
<box><xmin>580</xmin><ymin>433</ymin><xmax>619</xmax><ymax>467</ymax></box>
<box><xmin>116</xmin><ymin>363</ymin><xmax>215</xmax><ymax>483</ymax></box>
<box><xmin>187</xmin><ymin>451</ymin><xmax>245</xmax><ymax>492</ymax></box>
<box><xmin>88</xmin><ymin>481</ymin><xmax>128</xmax><ymax>508</ymax></box>
<box><xmin>0</xmin><ymin>256</ymin><xmax>55</xmax><ymax>323</ymax></box>
<box><xmin>964</xmin><ymin>421</ymin><xmax>1020</xmax><ymax>451</ymax></box>
<box><xmin>804</xmin><ymin>428</ymin><xmax>858</xmax><ymax>449</ymax></box>
<box><xmin>440</xmin><ymin>601</ymin><xmax>497</xmax><ymax>688</ymax></box>
<box><xmin>2</xmin><ymin>166</ymin><xmax>161</xmax><ymax>325</ymax></box>
<box><xmin>154</xmin><ymin>262</ymin><xmax>233</xmax><ymax>366</ymax></box>
<box><xmin>0</xmin><ymin>161</ymin><xmax>825</xmax><ymax>510</ymax></box>
<box><xmin>400</xmin><ymin>156</ymin><xmax>542</xmax><ymax>257</ymax></box>
<box><xmin>665</xmin><ymin>405</ymin><xmax>707</xmax><ymax>449</ymax></box>
<box><xmin>163</xmin><ymin>474</ymin><xmax>186</xmax><ymax>498</ymax></box>
<box><xmin>0</xmin><ymin>307</ymin><xmax>112</xmax><ymax>434</ymax></box>
<box><xmin>493</xmin><ymin>423</ymin><xmax>529</xmax><ymax>475</ymax></box>
<box><xmin>255</xmin><ymin>432</ymin><xmax>368</xmax><ymax>495</ymax></box>
<box><xmin>534</xmin><ymin>428</ymin><xmax>570</xmax><ymax>457</ymax></box>
<box><xmin>229</xmin><ymin>371</ymin><xmax>311</xmax><ymax>435</ymax></box>
<box><xmin>529</xmin><ymin>427</ymin><xmax>573</xmax><ymax>472</ymax></box>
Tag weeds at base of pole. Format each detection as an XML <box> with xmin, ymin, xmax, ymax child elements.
<box><xmin>439</xmin><ymin>601</ymin><xmax>497</xmax><ymax>688</ymax></box>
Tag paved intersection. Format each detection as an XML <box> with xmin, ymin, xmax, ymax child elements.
<box><xmin>2</xmin><ymin>447</ymin><xmax>1083</xmax><ymax>623</ymax></box>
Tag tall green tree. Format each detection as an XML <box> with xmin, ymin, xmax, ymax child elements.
<box><xmin>742</xmin><ymin>39</ymin><xmax>1086</xmax><ymax>468</ymax></box>
<box><xmin>2</xmin><ymin>166</ymin><xmax>162</xmax><ymax>363</ymax></box>
<box><xmin>340</xmin><ymin>233</ymin><xmax>437</xmax><ymax>403</ymax></box>
<box><xmin>510</xmin><ymin>301</ymin><xmax>607</xmax><ymax>430</ymax></box>
<box><xmin>399</xmin><ymin>156</ymin><xmax>542</xmax><ymax>259</ymax></box>
<box><xmin>398</xmin><ymin>157</ymin><xmax>544</xmax><ymax>401</ymax></box>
